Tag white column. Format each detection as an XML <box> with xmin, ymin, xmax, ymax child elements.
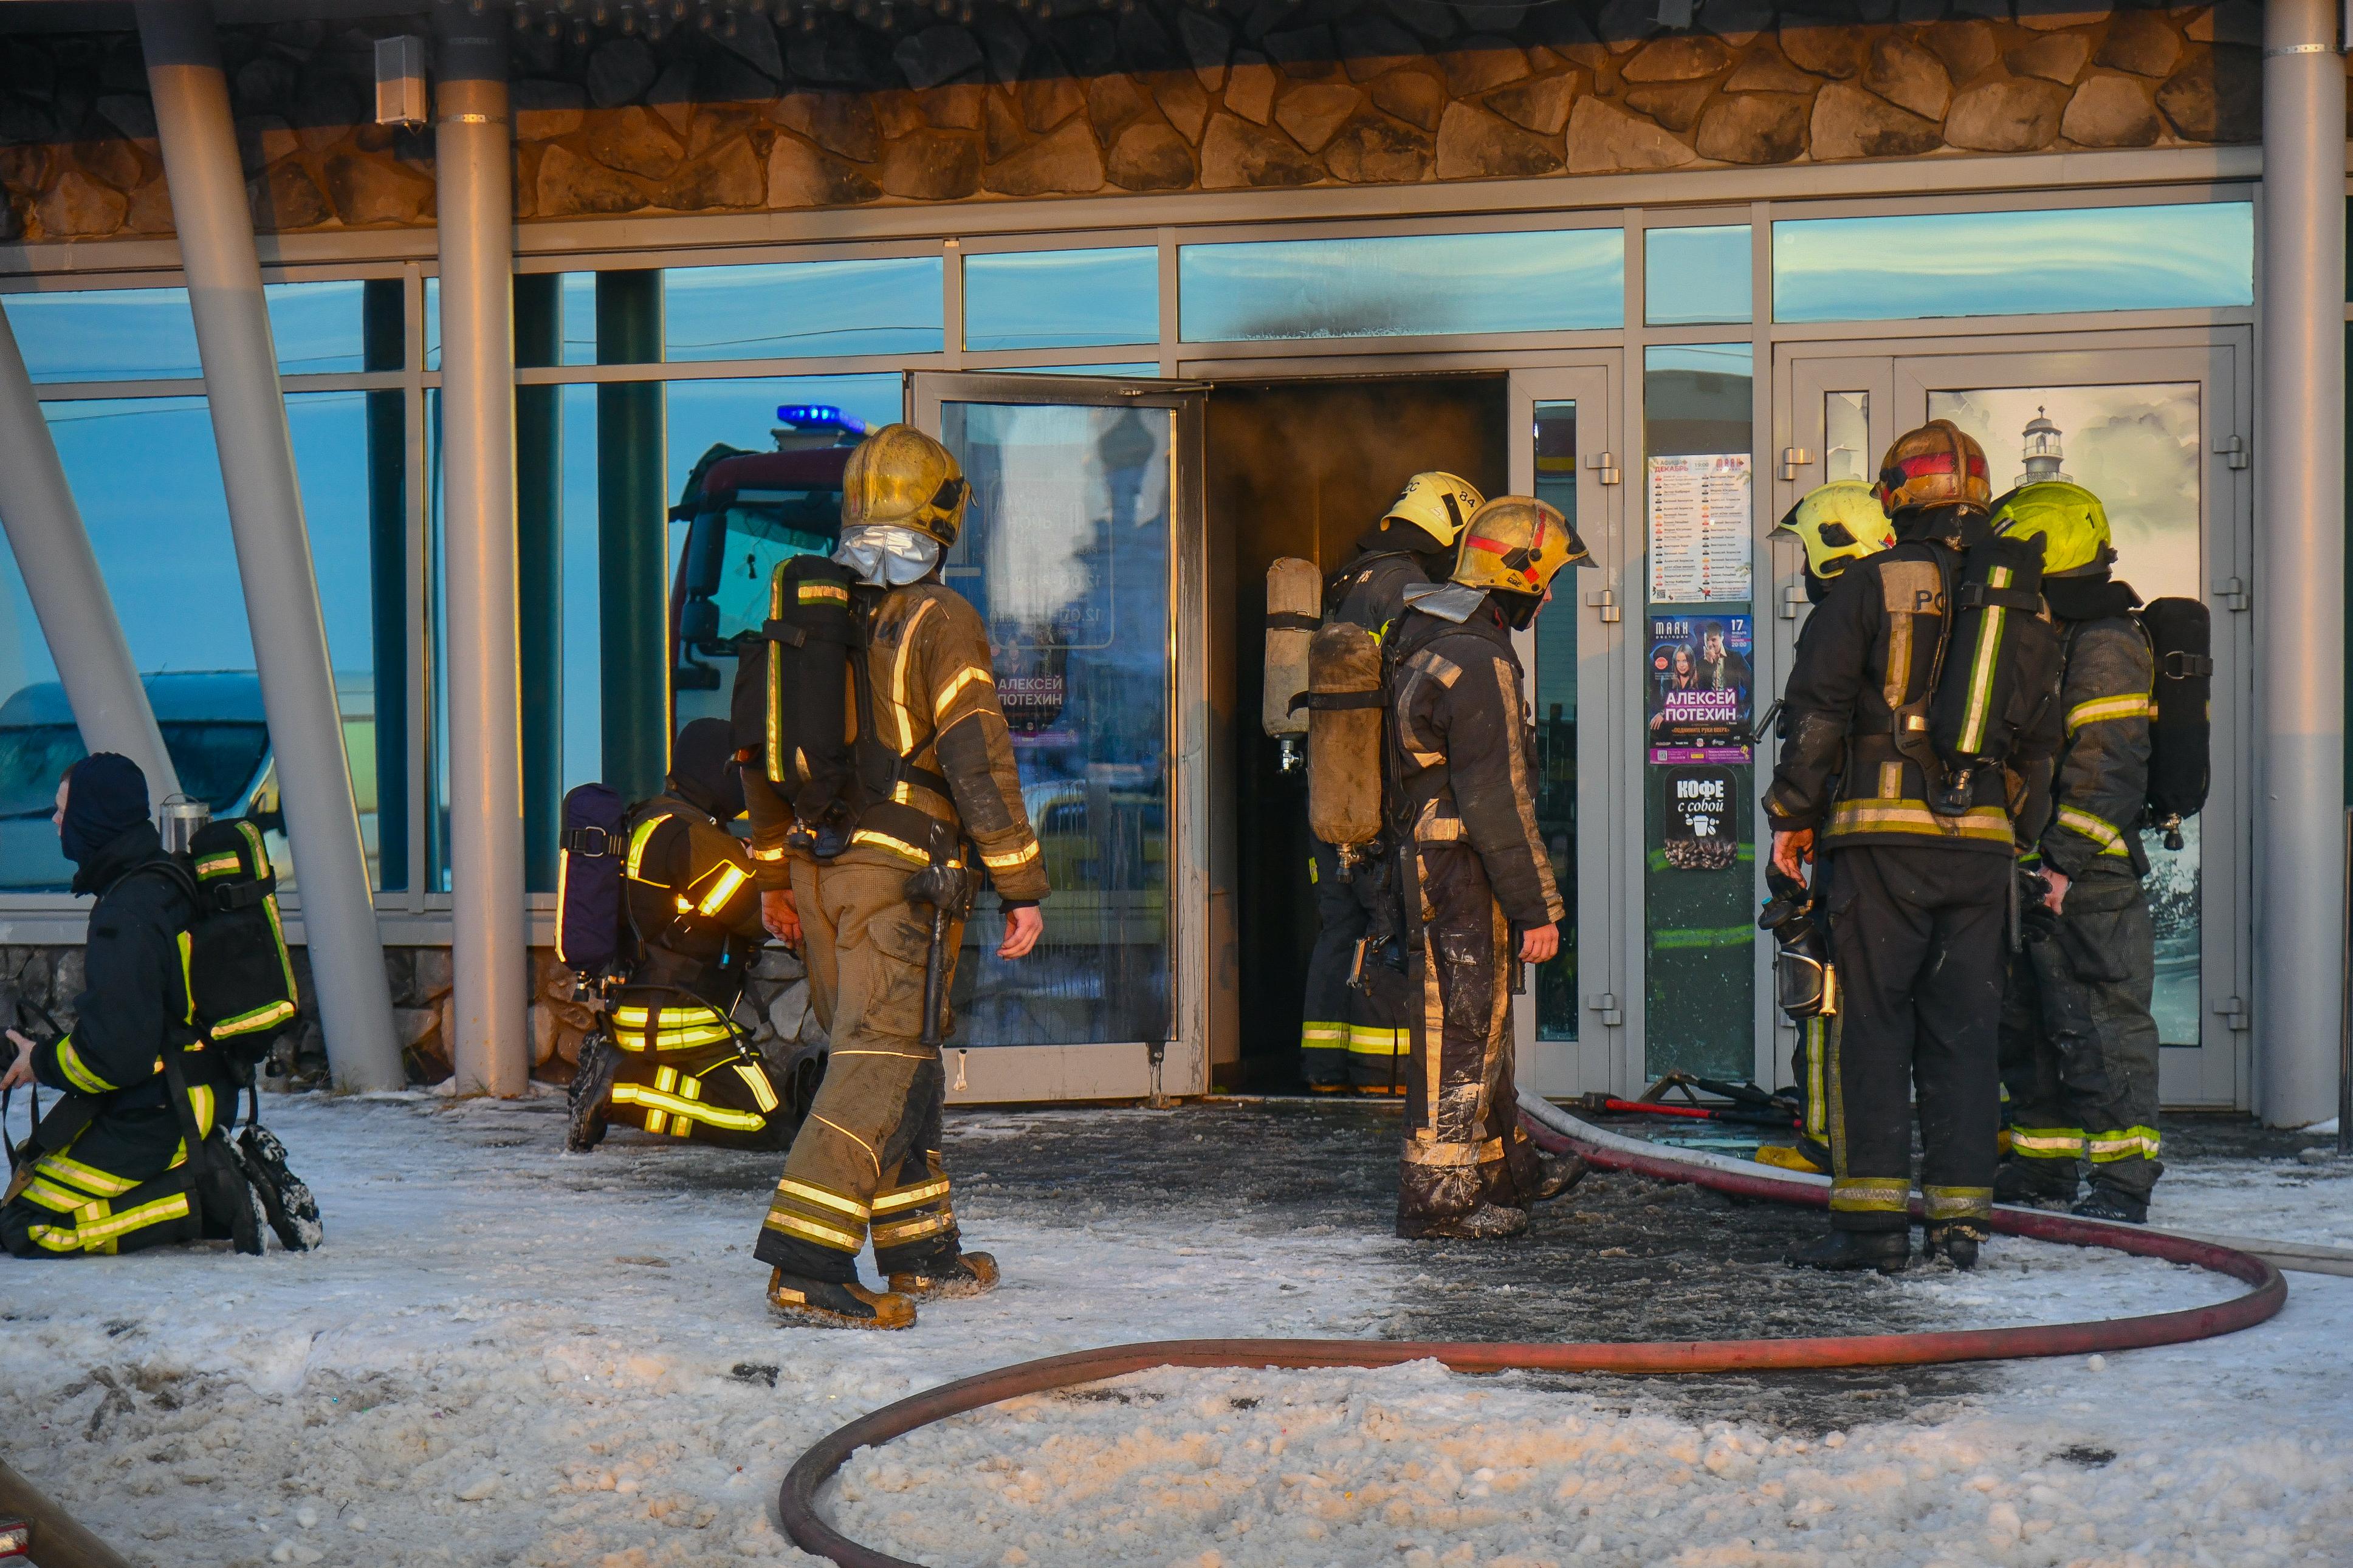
<box><xmin>0</xmin><ymin>306</ymin><xmax>182</xmax><ymax>803</ymax></box>
<box><xmin>435</xmin><ymin>10</ymin><xmax>531</xmax><ymax>1097</ymax></box>
<box><xmin>2255</xmin><ymin>0</ymin><xmax>2347</xmax><ymax>1126</ymax></box>
<box><xmin>139</xmin><ymin>0</ymin><xmax>404</xmax><ymax>1092</ymax></box>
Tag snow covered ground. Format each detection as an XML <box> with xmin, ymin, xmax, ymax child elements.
<box><xmin>2</xmin><ymin>1091</ymin><xmax>2349</xmax><ymax>1568</ymax></box>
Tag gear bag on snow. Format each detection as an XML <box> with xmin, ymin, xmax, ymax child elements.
<box><xmin>757</xmin><ymin>554</ymin><xmax>861</xmax><ymax>852</ymax></box>
<box><xmin>1921</xmin><ymin>533</ymin><xmax>2061</xmax><ymax>816</ymax></box>
<box><xmin>556</xmin><ymin>782</ymin><xmax>631</xmax><ymax>979</ymax></box>
<box><xmin>2137</xmin><ymin>596</ymin><xmax>2212</xmax><ymax>849</ymax></box>
<box><xmin>1292</xmin><ymin>621</ymin><xmax>1387</xmax><ymax>854</ymax></box>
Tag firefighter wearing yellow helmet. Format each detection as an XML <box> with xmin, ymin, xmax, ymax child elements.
<box><xmin>1766</xmin><ymin>424</ymin><xmax>2060</xmax><ymax>1275</ymax></box>
<box><xmin>1775</xmin><ymin>480</ymin><xmax>1897</xmax><ymax>604</ymax></box>
<box><xmin>1990</xmin><ymin>481</ymin><xmax>2165</xmax><ymax>1225</ymax></box>
<box><xmin>1296</xmin><ymin>471</ymin><xmax>1487</xmax><ymax>1096</ymax></box>
<box><xmin>743</xmin><ymin>423</ymin><xmax>1046</xmax><ymax>1330</ymax></box>
<box><xmin>1384</xmin><ymin>496</ymin><xmax>1592</xmax><ymax>1238</ymax></box>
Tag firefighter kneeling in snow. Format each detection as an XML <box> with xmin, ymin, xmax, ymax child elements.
<box><xmin>568</xmin><ymin>718</ymin><xmax>788</xmax><ymax>1152</ymax></box>
<box><xmin>1386</xmin><ymin>497</ymin><xmax>1591</xmax><ymax>1239</ymax></box>
<box><xmin>746</xmin><ymin>424</ymin><xmax>1046</xmax><ymax>1330</ymax></box>
<box><xmin>2</xmin><ymin>755</ymin><xmax>304</xmax><ymax>1258</ymax></box>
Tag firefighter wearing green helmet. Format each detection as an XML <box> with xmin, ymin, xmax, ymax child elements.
<box><xmin>1989</xmin><ymin>480</ymin><xmax>2163</xmax><ymax>1224</ymax></box>
<box><xmin>743</xmin><ymin>423</ymin><xmax>1049</xmax><ymax>1329</ymax></box>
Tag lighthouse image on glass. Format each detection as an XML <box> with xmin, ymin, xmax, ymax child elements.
<box><xmin>2018</xmin><ymin>405</ymin><xmax>2071</xmax><ymax>487</ymax></box>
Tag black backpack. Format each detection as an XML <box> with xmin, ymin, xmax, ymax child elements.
<box><xmin>154</xmin><ymin>818</ymin><xmax>302</xmax><ymax>1073</ymax></box>
<box><xmin>555</xmin><ymin>782</ymin><xmax>631</xmax><ymax>980</ymax></box>
<box><xmin>753</xmin><ymin>555</ymin><xmax>860</xmax><ymax>843</ymax></box>
<box><xmin>2137</xmin><ymin>597</ymin><xmax>2213</xmax><ymax>849</ymax></box>
<box><xmin>1922</xmin><ymin>533</ymin><xmax>2063</xmax><ymax>814</ymax></box>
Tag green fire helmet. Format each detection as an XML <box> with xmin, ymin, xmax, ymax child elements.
<box><xmin>1991</xmin><ymin>480</ymin><xmax>2115</xmax><ymax>577</ymax></box>
<box><xmin>1773</xmin><ymin>480</ymin><xmax>1896</xmax><ymax>583</ymax></box>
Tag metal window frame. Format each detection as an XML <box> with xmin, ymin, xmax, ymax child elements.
<box><xmin>0</xmin><ymin>160</ymin><xmax>2278</xmax><ymax>954</ymax></box>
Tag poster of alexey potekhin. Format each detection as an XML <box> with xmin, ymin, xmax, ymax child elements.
<box><xmin>1647</xmin><ymin>614</ymin><xmax>1753</xmax><ymax>764</ymax></box>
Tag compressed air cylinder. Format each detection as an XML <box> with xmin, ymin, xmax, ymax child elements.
<box><xmin>1305</xmin><ymin>621</ymin><xmax>1386</xmax><ymax>849</ymax></box>
<box><xmin>1263</xmin><ymin>556</ymin><xmax>1321</xmax><ymax>739</ymax></box>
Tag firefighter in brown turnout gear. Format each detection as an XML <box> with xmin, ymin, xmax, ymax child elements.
<box><xmin>568</xmin><ymin>718</ymin><xmax>786</xmax><ymax>1153</ymax></box>
<box><xmin>1990</xmin><ymin>483</ymin><xmax>2165</xmax><ymax>1224</ymax></box>
<box><xmin>1767</xmin><ymin>422</ymin><xmax>2060</xmax><ymax>1274</ymax></box>
<box><xmin>1387</xmin><ymin>496</ymin><xmax>1591</xmax><ymax>1239</ymax></box>
<box><xmin>1300</xmin><ymin>472</ymin><xmax>1485</xmax><ymax>1094</ymax></box>
<box><xmin>745</xmin><ymin>423</ymin><xmax>1047</xmax><ymax>1330</ymax></box>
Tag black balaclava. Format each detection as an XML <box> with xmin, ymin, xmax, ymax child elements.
<box><xmin>1891</xmin><ymin>502</ymin><xmax>1991</xmax><ymax>550</ymax></box>
<box><xmin>1355</xmin><ymin>516</ymin><xmax>1451</xmax><ymax>566</ymax></box>
<box><xmin>670</xmin><ymin>718</ymin><xmax>745</xmax><ymax>821</ymax></box>
<box><xmin>60</xmin><ymin>752</ymin><xmax>150</xmax><ymax>869</ymax></box>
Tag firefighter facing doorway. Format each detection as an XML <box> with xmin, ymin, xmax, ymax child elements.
<box><xmin>1215</xmin><ymin>374</ymin><xmax>1509</xmax><ymax>1094</ymax></box>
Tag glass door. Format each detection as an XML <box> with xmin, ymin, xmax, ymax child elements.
<box><xmin>1775</xmin><ymin>336</ymin><xmax>2252</xmax><ymax>1109</ymax></box>
<box><xmin>1508</xmin><ymin>363</ymin><xmax>1630</xmax><ymax>1097</ymax></box>
<box><xmin>908</xmin><ymin>372</ymin><xmax>1206</xmax><ymax>1104</ymax></box>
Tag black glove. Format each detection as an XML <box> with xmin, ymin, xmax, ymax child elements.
<box><xmin>2016</xmin><ymin>870</ymin><xmax>2059</xmax><ymax>946</ymax></box>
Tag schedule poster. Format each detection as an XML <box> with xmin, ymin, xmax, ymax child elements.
<box><xmin>1647</xmin><ymin>453</ymin><xmax>1753</xmax><ymax>604</ymax></box>
<box><xmin>1647</xmin><ymin>613</ymin><xmax>1753</xmax><ymax>764</ymax></box>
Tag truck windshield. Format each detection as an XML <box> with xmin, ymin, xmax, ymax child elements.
<box><xmin>0</xmin><ymin>721</ymin><xmax>271</xmax><ymax>818</ymax></box>
<box><xmin>701</xmin><ymin>501</ymin><xmax>835</xmax><ymax>644</ymax></box>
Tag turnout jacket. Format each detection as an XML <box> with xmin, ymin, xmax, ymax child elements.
<box><xmin>1764</xmin><ymin>538</ymin><xmax>2058</xmax><ymax>856</ymax></box>
<box><xmin>2038</xmin><ymin>586</ymin><xmax>2154</xmax><ymax>883</ymax></box>
<box><xmin>623</xmin><ymin>791</ymin><xmax>766</xmax><ymax>1001</ymax></box>
<box><xmin>747</xmin><ymin>581</ymin><xmax>1047</xmax><ymax>905</ymax></box>
<box><xmin>31</xmin><ymin>822</ymin><xmax>204</xmax><ymax>1109</ymax></box>
<box><xmin>1389</xmin><ymin>599</ymin><xmax>1565</xmax><ymax>928</ymax></box>
<box><xmin>1326</xmin><ymin>549</ymin><xmax>1438</xmax><ymax>643</ymax></box>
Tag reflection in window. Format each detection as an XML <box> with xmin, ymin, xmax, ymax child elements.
<box><xmin>3</xmin><ymin>281</ymin><xmax>374</xmax><ymax>383</ymax></box>
<box><xmin>964</xmin><ymin>248</ymin><xmax>1158</xmax><ymax>351</ymax></box>
<box><xmin>1930</xmin><ymin>380</ymin><xmax>2205</xmax><ymax>1046</ymax></box>
<box><xmin>1824</xmin><ymin>391</ymin><xmax>1871</xmax><ymax>483</ymax></box>
<box><xmin>0</xmin><ymin>394</ymin><xmax>385</xmax><ymax>892</ymax></box>
<box><xmin>998</xmin><ymin>363</ymin><xmax>1163</xmax><ymax>377</ymax></box>
<box><xmin>664</xmin><ymin>257</ymin><xmax>944</xmax><ymax>361</ymax></box>
<box><xmin>938</xmin><ymin>400</ymin><xmax>1172</xmax><ymax>1046</ymax></box>
<box><xmin>1646</xmin><ymin>225</ymin><xmax>1751</xmax><ymax>326</ymax></box>
<box><xmin>1532</xmin><ymin>400</ymin><xmax>1579</xmax><ymax>1043</ymax></box>
<box><xmin>1179</xmin><ymin>228</ymin><xmax>1624</xmax><ymax>342</ymax></box>
<box><xmin>1774</xmin><ymin>204</ymin><xmax>2254</xmax><ymax>323</ymax></box>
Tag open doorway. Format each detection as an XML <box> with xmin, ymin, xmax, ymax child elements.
<box><xmin>1209</xmin><ymin>372</ymin><xmax>1509</xmax><ymax>1090</ymax></box>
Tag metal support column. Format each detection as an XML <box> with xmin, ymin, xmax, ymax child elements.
<box><xmin>434</xmin><ymin>11</ymin><xmax>530</xmax><ymax>1096</ymax></box>
<box><xmin>2256</xmin><ymin>0</ymin><xmax>2346</xmax><ymax>1126</ymax></box>
<box><xmin>0</xmin><ymin>305</ymin><xmax>181</xmax><ymax>804</ymax></box>
<box><xmin>138</xmin><ymin>0</ymin><xmax>404</xmax><ymax>1091</ymax></box>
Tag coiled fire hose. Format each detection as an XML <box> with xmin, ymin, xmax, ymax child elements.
<box><xmin>778</xmin><ymin>1094</ymin><xmax>2287</xmax><ymax>1568</ymax></box>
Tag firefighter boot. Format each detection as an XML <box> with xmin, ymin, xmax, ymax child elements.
<box><xmin>1401</xmin><ymin>1203</ymin><xmax>1530</xmax><ymax>1241</ymax></box>
<box><xmin>567</xmin><ymin>1033</ymin><xmax>617</xmax><ymax>1153</ymax></box>
<box><xmin>1532</xmin><ymin>1151</ymin><xmax>1589</xmax><ymax>1202</ymax></box>
<box><xmin>2070</xmin><ymin>1186</ymin><xmax>2148</xmax><ymax>1225</ymax></box>
<box><xmin>1784</xmin><ymin>1229</ymin><xmax>1910</xmax><ymax>1274</ymax></box>
<box><xmin>1994</xmin><ymin>1157</ymin><xmax>2077</xmax><ymax>1210</ymax></box>
<box><xmin>238</xmin><ymin>1122</ymin><xmax>323</xmax><ymax>1252</ymax></box>
<box><xmin>766</xmin><ymin>1268</ymin><xmax>918</xmax><ymax>1330</ymax></box>
<box><xmin>889</xmin><ymin>1250</ymin><xmax>1000</xmax><ymax>1301</ymax></box>
<box><xmin>1922</xmin><ymin>1223</ymin><xmax>1986</xmax><ymax>1270</ymax></box>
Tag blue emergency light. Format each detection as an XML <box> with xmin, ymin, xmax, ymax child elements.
<box><xmin>776</xmin><ymin>404</ymin><xmax>867</xmax><ymax>435</ymax></box>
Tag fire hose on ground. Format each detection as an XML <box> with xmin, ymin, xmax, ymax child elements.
<box><xmin>777</xmin><ymin>1092</ymin><xmax>2289</xmax><ymax>1568</ymax></box>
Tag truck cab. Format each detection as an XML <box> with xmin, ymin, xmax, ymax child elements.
<box><xmin>668</xmin><ymin>404</ymin><xmax>862</xmax><ymax>728</ymax></box>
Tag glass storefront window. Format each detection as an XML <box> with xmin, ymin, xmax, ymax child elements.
<box><xmin>1000</xmin><ymin>363</ymin><xmax>1163</xmax><ymax>377</ymax></box>
<box><xmin>1824</xmin><ymin>391</ymin><xmax>1871</xmax><ymax>483</ymax></box>
<box><xmin>936</xmin><ymin>400</ymin><xmax>1172</xmax><ymax>1046</ymax></box>
<box><xmin>1642</xmin><ymin>344</ymin><xmax>1756</xmax><ymax>1079</ymax></box>
<box><xmin>1930</xmin><ymin>380</ymin><xmax>2205</xmax><ymax>1046</ymax></box>
<box><xmin>1646</xmin><ymin>225</ymin><xmax>1751</xmax><ymax>326</ymax></box>
<box><xmin>1532</xmin><ymin>400</ymin><xmax>1579</xmax><ymax>1043</ymax></box>
<box><xmin>664</xmin><ymin>257</ymin><xmax>944</xmax><ymax>362</ymax></box>
<box><xmin>1773</xmin><ymin>203</ymin><xmax>2255</xmax><ymax>324</ymax></box>
<box><xmin>1179</xmin><ymin>228</ymin><xmax>1624</xmax><ymax>343</ymax></box>
<box><xmin>0</xmin><ymin>394</ymin><xmax>386</xmax><ymax>893</ymax></box>
<box><xmin>3</xmin><ymin>281</ymin><xmax>375</xmax><ymax>382</ymax></box>
<box><xmin>964</xmin><ymin>248</ymin><xmax>1158</xmax><ymax>352</ymax></box>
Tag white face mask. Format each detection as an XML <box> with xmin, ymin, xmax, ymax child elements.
<box><xmin>834</xmin><ymin>524</ymin><xmax>941</xmax><ymax>587</ymax></box>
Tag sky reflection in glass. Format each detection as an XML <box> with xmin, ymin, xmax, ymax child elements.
<box><xmin>1179</xmin><ymin>228</ymin><xmax>1624</xmax><ymax>342</ymax></box>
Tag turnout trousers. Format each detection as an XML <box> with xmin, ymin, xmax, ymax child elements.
<box><xmin>1822</xmin><ymin>844</ymin><xmax>2007</xmax><ymax>1236</ymax></box>
<box><xmin>1999</xmin><ymin>874</ymin><xmax>2163</xmax><ymax>1203</ymax></box>
<box><xmin>2</xmin><ymin>1091</ymin><xmax>231</xmax><ymax>1258</ymax></box>
<box><xmin>754</xmin><ymin>858</ymin><xmax>967</xmax><ymax>1284</ymax></box>
<box><xmin>1301</xmin><ymin>838</ymin><xmax>1413</xmax><ymax>1092</ymax></box>
<box><xmin>1395</xmin><ymin>843</ymin><xmax>1544</xmax><ymax>1236</ymax></box>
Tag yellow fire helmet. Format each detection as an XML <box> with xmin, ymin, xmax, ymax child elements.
<box><xmin>1991</xmin><ymin>479</ymin><xmax>2116</xmax><ymax>577</ymax></box>
<box><xmin>1875</xmin><ymin>419</ymin><xmax>1991</xmax><ymax>515</ymax></box>
<box><xmin>840</xmin><ymin>422</ymin><xmax>970</xmax><ymax>547</ymax></box>
<box><xmin>1452</xmin><ymin>496</ymin><xmax>1593</xmax><ymax>598</ymax></box>
<box><xmin>1383</xmin><ymin>471</ymin><xmax>1486</xmax><ymax>547</ymax></box>
<box><xmin>1774</xmin><ymin>480</ymin><xmax>1896</xmax><ymax>583</ymax></box>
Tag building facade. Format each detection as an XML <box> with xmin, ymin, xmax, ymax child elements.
<box><xmin>0</xmin><ymin>0</ymin><xmax>2338</xmax><ymax>1121</ymax></box>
